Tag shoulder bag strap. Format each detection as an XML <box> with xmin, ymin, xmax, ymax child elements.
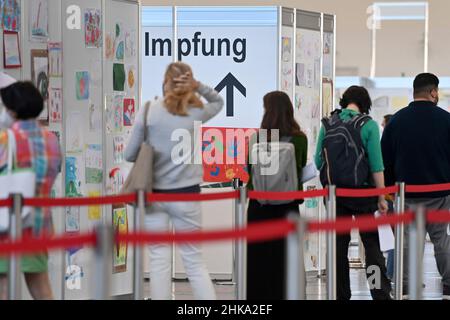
<box><xmin>143</xmin><ymin>101</ymin><xmax>151</xmax><ymax>141</ymax></box>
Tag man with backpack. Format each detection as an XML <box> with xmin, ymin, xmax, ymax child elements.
<box><xmin>381</xmin><ymin>73</ymin><xmax>450</xmax><ymax>300</ymax></box>
<box><xmin>315</xmin><ymin>85</ymin><xmax>392</xmax><ymax>300</ymax></box>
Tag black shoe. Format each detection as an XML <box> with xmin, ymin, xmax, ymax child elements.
<box><xmin>444</xmin><ymin>285</ymin><xmax>450</xmax><ymax>300</ymax></box>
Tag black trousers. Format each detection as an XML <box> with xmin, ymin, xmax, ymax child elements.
<box><xmin>246</xmin><ymin>200</ymin><xmax>300</xmax><ymax>300</ymax></box>
<box><xmin>336</xmin><ymin>198</ymin><xmax>392</xmax><ymax>300</ymax></box>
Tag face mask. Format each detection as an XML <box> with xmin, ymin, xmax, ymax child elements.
<box><xmin>0</xmin><ymin>107</ymin><xmax>15</xmax><ymax>129</ymax></box>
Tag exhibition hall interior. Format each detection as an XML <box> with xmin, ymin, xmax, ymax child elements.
<box><xmin>0</xmin><ymin>0</ymin><xmax>449</xmax><ymax>304</ymax></box>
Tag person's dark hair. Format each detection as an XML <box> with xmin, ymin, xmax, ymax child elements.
<box><xmin>0</xmin><ymin>81</ymin><xmax>44</xmax><ymax>120</ymax></box>
<box><xmin>413</xmin><ymin>73</ymin><xmax>439</xmax><ymax>97</ymax></box>
<box><xmin>339</xmin><ymin>85</ymin><xmax>372</xmax><ymax>114</ymax></box>
<box><xmin>261</xmin><ymin>91</ymin><xmax>305</xmax><ymax>137</ymax></box>
<box><xmin>383</xmin><ymin>114</ymin><xmax>393</xmax><ymax>125</ymax></box>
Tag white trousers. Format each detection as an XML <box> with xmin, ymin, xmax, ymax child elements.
<box><xmin>145</xmin><ymin>200</ymin><xmax>216</xmax><ymax>300</ymax></box>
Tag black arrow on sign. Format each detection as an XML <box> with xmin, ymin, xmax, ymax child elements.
<box><xmin>215</xmin><ymin>73</ymin><xmax>246</xmax><ymax>117</ymax></box>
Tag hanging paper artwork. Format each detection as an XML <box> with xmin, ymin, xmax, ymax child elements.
<box><xmin>113</xmin><ymin>136</ymin><xmax>125</xmax><ymax>164</ymax></box>
<box><xmin>31</xmin><ymin>49</ymin><xmax>49</xmax><ymax>100</ymax></box>
<box><xmin>123</xmin><ymin>98</ymin><xmax>135</xmax><ymax>126</ymax></box>
<box><xmin>30</xmin><ymin>0</ymin><xmax>48</xmax><ymax>41</ymax></box>
<box><xmin>114</xmin><ymin>22</ymin><xmax>124</xmax><ymax>61</ymax></box>
<box><xmin>89</xmin><ymin>103</ymin><xmax>102</xmax><ymax>132</ymax></box>
<box><xmin>107</xmin><ymin>167</ymin><xmax>125</xmax><ymax>195</ymax></box>
<box><xmin>85</xmin><ymin>144</ymin><xmax>103</xmax><ymax>184</ymax></box>
<box><xmin>125</xmin><ymin>30</ymin><xmax>136</xmax><ymax>58</ymax></box>
<box><xmin>280</xmin><ymin>36</ymin><xmax>292</xmax><ymax>97</ymax></box>
<box><xmin>48</xmin><ymin>42</ymin><xmax>62</xmax><ymax>77</ymax></box>
<box><xmin>66</xmin><ymin>112</ymin><xmax>84</xmax><ymax>152</ymax></box>
<box><xmin>201</xmin><ymin>127</ymin><xmax>256</xmax><ymax>183</ymax></box>
<box><xmin>84</xmin><ymin>8</ymin><xmax>102</xmax><ymax>48</ymax></box>
<box><xmin>3</xmin><ymin>30</ymin><xmax>21</xmax><ymax>68</ymax></box>
<box><xmin>112</xmin><ymin>204</ymin><xmax>128</xmax><ymax>273</ymax></box>
<box><xmin>1</xmin><ymin>0</ymin><xmax>20</xmax><ymax>32</ymax></box>
<box><xmin>88</xmin><ymin>190</ymin><xmax>101</xmax><ymax>220</ymax></box>
<box><xmin>65</xmin><ymin>155</ymin><xmax>83</xmax><ymax>197</ymax></box>
<box><xmin>126</xmin><ymin>65</ymin><xmax>136</xmax><ymax>90</ymax></box>
<box><xmin>105</xmin><ymin>32</ymin><xmax>115</xmax><ymax>60</ymax></box>
<box><xmin>65</xmin><ymin>206</ymin><xmax>80</xmax><ymax>233</ymax></box>
<box><xmin>49</xmin><ymin>87</ymin><xmax>62</xmax><ymax>123</ymax></box>
<box><xmin>75</xmin><ymin>71</ymin><xmax>90</xmax><ymax>100</ymax></box>
<box><xmin>106</xmin><ymin>95</ymin><xmax>123</xmax><ymax>133</ymax></box>
<box><xmin>113</xmin><ymin>63</ymin><xmax>125</xmax><ymax>91</ymax></box>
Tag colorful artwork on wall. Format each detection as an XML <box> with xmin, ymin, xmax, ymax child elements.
<box><xmin>1</xmin><ymin>0</ymin><xmax>20</xmax><ymax>32</ymax></box>
<box><xmin>75</xmin><ymin>71</ymin><xmax>90</xmax><ymax>100</ymax></box>
<box><xmin>112</xmin><ymin>204</ymin><xmax>128</xmax><ymax>273</ymax></box>
<box><xmin>84</xmin><ymin>8</ymin><xmax>102</xmax><ymax>48</ymax></box>
<box><xmin>201</xmin><ymin>127</ymin><xmax>257</xmax><ymax>183</ymax></box>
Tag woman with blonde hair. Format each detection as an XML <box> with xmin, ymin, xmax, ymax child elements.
<box><xmin>125</xmin><ymin>62</ymin><xmax>223</xmax><ymax>300</ymax></box>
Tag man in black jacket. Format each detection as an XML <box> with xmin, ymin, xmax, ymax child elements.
<box><xmin>381</xmin><ymin>73</ymin><xmax>450</xmax><ymax>300</ymax></box>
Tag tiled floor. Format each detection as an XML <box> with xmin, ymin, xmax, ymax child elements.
<box><xmin>143</xmin><ymin>241</ymin><xmax>444</xmax><ymax>300</ymax></box>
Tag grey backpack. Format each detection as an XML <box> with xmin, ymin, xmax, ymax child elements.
<box><xmin>250</xmin><ymin>136</ymin><xmax>298</xmax><ymax>205</ymax></box>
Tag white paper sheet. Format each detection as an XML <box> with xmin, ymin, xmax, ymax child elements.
<box><xmin>375</xmin><ymin>211</ymin><xmax>396</xmax><ymax>252</ymax></box>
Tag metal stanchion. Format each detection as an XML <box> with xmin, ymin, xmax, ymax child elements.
<box><xmin>394</xmin><ymin>182</ymin><xmax>405</xmax><ymax>300</ymax></box>
<box><xmin>326</xmin><ymin>185</ymin><xmax>336</xmax><ymax>300</ymax></box>
<box><xmin>8</xmin><ymin>193</ymin><xmax>22</xmax><ymax>300</ymax></box>
<box><xmin>286</xmin><ymin>213</ymin><xmax>307</xmax><ymax>300</ymax></box>
<box><xmin>93</xmin><ymin>224</ymin><xmax>113</xmax><ymax>300</ymax></box>
<box><xmin>231</xmin><ymin>178</ymin><xmax>240</xmax><ymax>298</ymax></box>
<box><xmin>235</xmin><ymin>183</ymin><xmax>247</xmax><ymax>300</ymax></box>
<box><xmin>133</xmin><ymin>190</ymin><xmax>145</xmax><ymax>300</ymax></box>
<box><xmin>408</xmin><ymin>206</ymin><xmax>426</xmax><ymax>300</ymax></box>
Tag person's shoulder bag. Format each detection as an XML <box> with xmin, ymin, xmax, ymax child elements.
<box><xmin>121</xmin><ymin>101</ymin><xmax>153</xmax><ymax>195</ymax></box>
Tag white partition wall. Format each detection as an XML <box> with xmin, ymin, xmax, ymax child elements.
<box><xmin>0</xmin><ymin>0</ymin><xmax>140</xmax><ymax>299</ymax></box>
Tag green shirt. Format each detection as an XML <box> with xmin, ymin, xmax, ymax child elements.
<box><xmin>247</xmin><ymin>134</ymin><xmax>308</xmax><ymax>191</ymax></box>
<box><xmin>314</xmin><ymin>109</ymin><xmax>384</xmax><ymax>173</ymax></box>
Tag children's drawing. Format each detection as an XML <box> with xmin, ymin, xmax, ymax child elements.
<box><xmin>88</xmin><ymin>191</ymin><xmax>101</xmax><ymax>220</ymax></box>
<box><xmin>84</xmin><ymin>9</ymin><xmax>102</xmax><ymax>48</ymax></box>
<box><xmin>48</xmin><ymin>42</ymin><xmax>62</xmax><ymax>77</ymax></box>
<box><xmin>2</xmin><ymin>0</ymin><xmax>20</xmax><ymax>32</ymax></box>
<box><xmin>107</xmin><ymin>167</ymin><xmax>125</xmax><ymax>195</ymax></box>
<box><xmin>65</xmin><ymin>156</ymin><xmax>83</xmax><ymax>197</ymax></box>
<box><xmin>113</xmin><ymin>136</ymin><xmax>125</xmax><ymax>164</ymax></box>
<box><xmin>66</xmin><ymin>112</ymin><xmax>83</xmax><ymax>152</ymax></box>
<box><xmin>85</xmin><ymin>144</ymin><xmax>103</xmax><ymax>184</ymax></box>
<box><xmin>105</xmin><ymin>32</ymin><xmax>115</xmax><ymax>60</ymax></box>
<box><xmin>89</xmin><ymin>103</ymin><xmax>102</xmax><ymax>132</ymax></box>
<box><xmin>76</xmin><ymin>71</ymin><xmax>90</xmax><ymax>100</ymax></box>
<box><xmin>49</xmin><ymin>87</ymin><xmax>62</xmax><ymax>123</ymax></box>
<box><xmin>30</xmin><ymin>0</ymin><xmax>48</xmax><ymax>41</ymax></box>
<box><xmin>65</xmin><ymin>206</ymin><xmax>80</xmax><ymax>233</ymax></box>
<box><xmin>112</xmin><ymin>205</ymin><xmax>128</xmax><ymax>273</ymax></box>
<box><xmin>123</xmin><ymin>98</ymin><xmax>135</xmax><ymax>126</ymax></box>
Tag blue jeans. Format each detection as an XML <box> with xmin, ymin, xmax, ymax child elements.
<box><xmin>386</xmin><ymin>249</ymin><xmax>394</xmax><ymax>280</ymax></box>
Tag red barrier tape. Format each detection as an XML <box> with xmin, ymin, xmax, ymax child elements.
<box><xmin>147</xmin><ymin>191</ymin><xmax>239</xmax><ymax>202</ymax></box>
<box><xmin>0</xmin><ymin>197</ymin><xmax>13</xmax><ymax>208</ymax></box>
<box><xmin>336</xmin><ymin>186</ymin><xmax>399</xmax><ymax>198</ymax></box>
<box><xmin>1</xmin><ymin>211</ymin><xmax>450</xmax><ymax>255</ymax></box>
<box><xmin>308</xmin><ymin>211</ymin><xmax>415</xmax><ymax>234</ymax></box>
<box><xmin>23</xmin><ymin>194</ymin><xmax>137</xmax><ymax>208</ymax></box>
<box><xmin>427</xmin><ymin>210</ymin><xmax>450</xmax><ymax>224</ymax></box>
<box><xmin>0</xmin><ymin>233</ymin><xmax>96</xmax><ymax>257</ymax></box>
<box><xmin>248</xmin><ymin>188</ymin><xmax>328</xmax><ymax>201</ymax></box>
<box><xmin>118</xmin><ymin>219</ymin><xmax>295</xmax><ymax>244</ymax></box>
<box><xmin>405</xmin><ymin>183</ymin><xmax>450</xmax><ymax>193</ymax></box>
